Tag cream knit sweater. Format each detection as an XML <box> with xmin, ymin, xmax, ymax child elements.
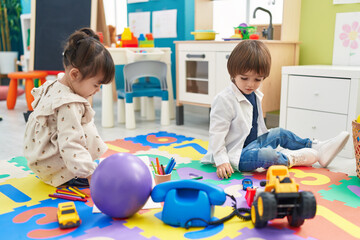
<box><xmin>24</xmin><ymin>80</ymin><xmax>107</xmax><ymax>187</ymax></box>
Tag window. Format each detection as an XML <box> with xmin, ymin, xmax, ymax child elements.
<box><xmin>213</xmin><ymin>0</ymin><xmax>283</xmax><ymax>40</ymax></box>
<box><xmin>62</xmin><ymin>209</ymin><xmax>75</xmax><ymax>214</ymax></box>
<box><xmin>103</xmin><ymin>0</ymin><xmax>128</xmax><ymax>35</ymax></box>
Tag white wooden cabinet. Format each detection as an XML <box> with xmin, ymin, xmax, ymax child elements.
<box><xmin>178</xmin><ymin>50</ymin><xmax>216</xmax><ymax>105</ymax></box>
<box><xmin>215</xmin><ymin>51</ymin><xmax>232</xmax><ymax>94</ymax></box>
<box><xmin>280</xmin><ymin>65</ymin><xmax>360</xmax><ymax>158</ymax></box>
<box><xmin>176</xmin><ymin>43</ymin><xmax>232</xmax><ymax>107</ymax></box>
<box><xmin>175</xmin><ymin>40</ymin><xmax>300</xmax><ymax>125</ymax></box>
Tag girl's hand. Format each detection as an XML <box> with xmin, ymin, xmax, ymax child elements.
<box><xmin>216</xmin><ymin>163</ymin><xmax>234</xmax><ymax>179</ymax></box>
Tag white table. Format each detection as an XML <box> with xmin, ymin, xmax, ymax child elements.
<box><xmin>102</xmin><ymin>47</ymin><xmax>174</xmax><ymax>127</ymax></box>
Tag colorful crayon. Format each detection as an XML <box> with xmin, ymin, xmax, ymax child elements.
<box><xmin>49</xmin><ymin>193</ymin><xmax>87</xmax><ymax>202</ymax></box>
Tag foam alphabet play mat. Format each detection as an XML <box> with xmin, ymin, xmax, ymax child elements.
<box><xmin>1</xmin><ymin>131</ymin><xmax>360</xmax><ymax>239</ymax></box>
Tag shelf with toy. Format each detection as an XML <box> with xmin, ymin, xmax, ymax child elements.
<box><xmin>223</xmin><ymin>23</ymin><xmax>259</xmax><ymax>41</ymax></box>
<box><xmin>117</xmin><ymin>28</ymin><xmax>156</xmax><ymax>48</ymax></box>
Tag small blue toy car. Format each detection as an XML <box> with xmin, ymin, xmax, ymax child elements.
<box><xmin>242</xmin><ymin>178</ymin><xmax>253</xmax><ymax>190</ymax></box>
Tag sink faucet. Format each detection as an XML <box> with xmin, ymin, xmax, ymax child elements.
<box><xmin>253</xmin><ymin>7</ymin><xmax>273</xmax><ymax>40</ymax></box>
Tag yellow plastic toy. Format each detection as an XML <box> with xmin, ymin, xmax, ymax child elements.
<box><xmin>251</xmin><ymin>165</ymin><xmax>316</xmax><ymax>228</ymax></box>
<box><xmin>356</xmin><ymin>114</ymin><xmax>360</xmax><ymax>123</ymax></box>
<box><xmin>121</xmin><ymin>27</ymin><xmax>132</xmax><ymax>40</ymax></box>
<box><xmin>119</xmin><ymin>27</ymin><xmax>138</xmax><ymax>47</ymax></box>
<box><xmin>230</xmin><ymin>28</ymin><xmax>243</xmax><ymax>39</ymax></box>
<box><xmin>57</xmin><ymin>201</ymin><xmax>81</xmax><ymax>229</ymax></box>
<box><xmin>264</xmin><ymin>166</ymin><xmax>299</xmax><ymax>193</ymax></box>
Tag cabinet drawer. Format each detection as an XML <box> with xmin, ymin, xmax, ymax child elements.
<box><xmin>286</xmin><ymin>108</ymin><xmax>347</xmax><ymax>141</ymax></box>
<box><xmin>287</xmin><ymin>76</ymin><xmax>350</xmax><ymax>114</ymax></box>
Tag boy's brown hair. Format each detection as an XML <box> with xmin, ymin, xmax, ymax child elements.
<box><xmin>227</xmin><ymin>40</ymin><xmax>271</xmax><ymax>80</ymax></box>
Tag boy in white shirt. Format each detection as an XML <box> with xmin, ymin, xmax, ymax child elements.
<box><xmin>201</xmin><ymin>40</ymin><xmax>349</xmax><ymax>179</ymax></box>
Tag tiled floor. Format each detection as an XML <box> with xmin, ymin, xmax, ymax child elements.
<box><xmin>0</xmin><ymin>88</ymin><xmax>357</xmax><ymax>176</ymax></box>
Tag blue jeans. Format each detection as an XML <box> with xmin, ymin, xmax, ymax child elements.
<box><xmin>238</xmin><ymin>128</ymin><xmax>312</xmax><ymax>172</ymax></box>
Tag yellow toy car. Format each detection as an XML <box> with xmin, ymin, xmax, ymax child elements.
<box><xmin>251</xmin><ymin>165</ymin><xmax>316</xmax><ymax>228</ymax></box>
<box><xmin>57</xmin><ymin>201</ymin><xmax>81</xmax><ymax>229</ymax></box>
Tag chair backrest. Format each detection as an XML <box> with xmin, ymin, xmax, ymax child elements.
<box><xmin>123</xmin><ymin>60</ymin><xmax>167</xmax><ymax>93</ymax></box>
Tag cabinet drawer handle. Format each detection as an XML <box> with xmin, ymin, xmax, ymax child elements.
<box><xmin>312</xmin><ymin>126</ymin><xmax>316</xmax><ymax>129</ymax></box>
<box><xmin>226</xmin><ymin>54</ymin><xmax>230</xmax><ymax>59</ymax></box>
<box><xmin>314</xmin><ymin>92</ymin><xmax>319</xmax><ymax>96</ymax></box>
<box><xmin>186</xmin><ymin>54</ymin><xmax>205</xmax><ymax>59</ymax></box>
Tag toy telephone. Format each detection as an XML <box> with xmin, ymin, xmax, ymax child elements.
<box><xmin>151</xmin><ymin>179</ymin><xmax>226</xmax><ymax>227</ymax></box>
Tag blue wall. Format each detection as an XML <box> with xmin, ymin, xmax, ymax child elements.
<box><xmin>127</xmin><ymin>0</ymin><xmax>195</xmax><ymax>99</ymax></box>
<box><xmin>21</xmin><ymin>0</ymin><xmax>31</xmax><ymax>13</ymax></box>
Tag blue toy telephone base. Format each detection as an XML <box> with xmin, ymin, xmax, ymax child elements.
<box><xmin>151</xmin><ymin>180</ymin><xmax>226</xmax><ymax>228</ymax></box>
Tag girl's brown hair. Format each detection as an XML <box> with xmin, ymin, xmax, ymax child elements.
<box><xmin>227</xmin><ymin>40</ymin><xmax>271</xmax><ymax>79</ymax></box>
<box><xmin>63</xmin><ymin>28</ymin><xmax>115</xmax><ymax>84</ymax></box>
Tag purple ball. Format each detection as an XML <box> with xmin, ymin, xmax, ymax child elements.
<box><xmin>90</xmin><ymin>153</ymin><xmax>152</xmax><ymax>218</ymax></box>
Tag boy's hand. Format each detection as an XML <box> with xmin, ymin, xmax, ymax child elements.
<box><xmin>216</xmin><ymin>163</ymin><xmax>234</xmax><ymax>179</ymax></box>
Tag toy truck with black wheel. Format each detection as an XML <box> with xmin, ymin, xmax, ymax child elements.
<box><xmin>251</xmin><ymin>165</ymin><xmax>316</xmax><ymax>228</ymax></box>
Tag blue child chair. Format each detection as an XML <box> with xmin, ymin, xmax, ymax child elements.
<box><xmin>117</xmin><ymin>60</ymin><xmax>170</xmax><ymax>129</ymax></box>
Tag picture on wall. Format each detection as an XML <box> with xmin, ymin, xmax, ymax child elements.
<box><xmin>152</xmin><ymin>9</ymin><xmax>177</xmax><ymax>38</ymax></box>
<box><xmin>332</xmin><ymin>12</ymin><xmax>360</xmax><ymax>66</ymax></box>
<box><xmin>129</xmin><ymin>11</ymin><xmax>150</xmax><ymax>37</ymax></box>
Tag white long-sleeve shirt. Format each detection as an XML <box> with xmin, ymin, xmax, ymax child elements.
<box><xmin>201</xmin><ymin>83</ymin><xmax>268</xmax><ymax>171</ymax></box>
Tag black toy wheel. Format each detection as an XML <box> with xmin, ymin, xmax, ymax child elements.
<box><xmin>251</xmin><ymin>201</ymin><xmax>268</xmax><ymax>228</ymax></box>
<box><xmin>287</xmin><ymin>207</ymin><xmax>305</xmax><ymax>227</ymax></box>
<box><xmin>299</xmin><ymin>191</ymin><xmax>317</xmax><ymax>219</ymax></box>
<box><xmin>257</xmin><ymin>192</ymin><xmax>277</xmax><ymax>221</ymax></box>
